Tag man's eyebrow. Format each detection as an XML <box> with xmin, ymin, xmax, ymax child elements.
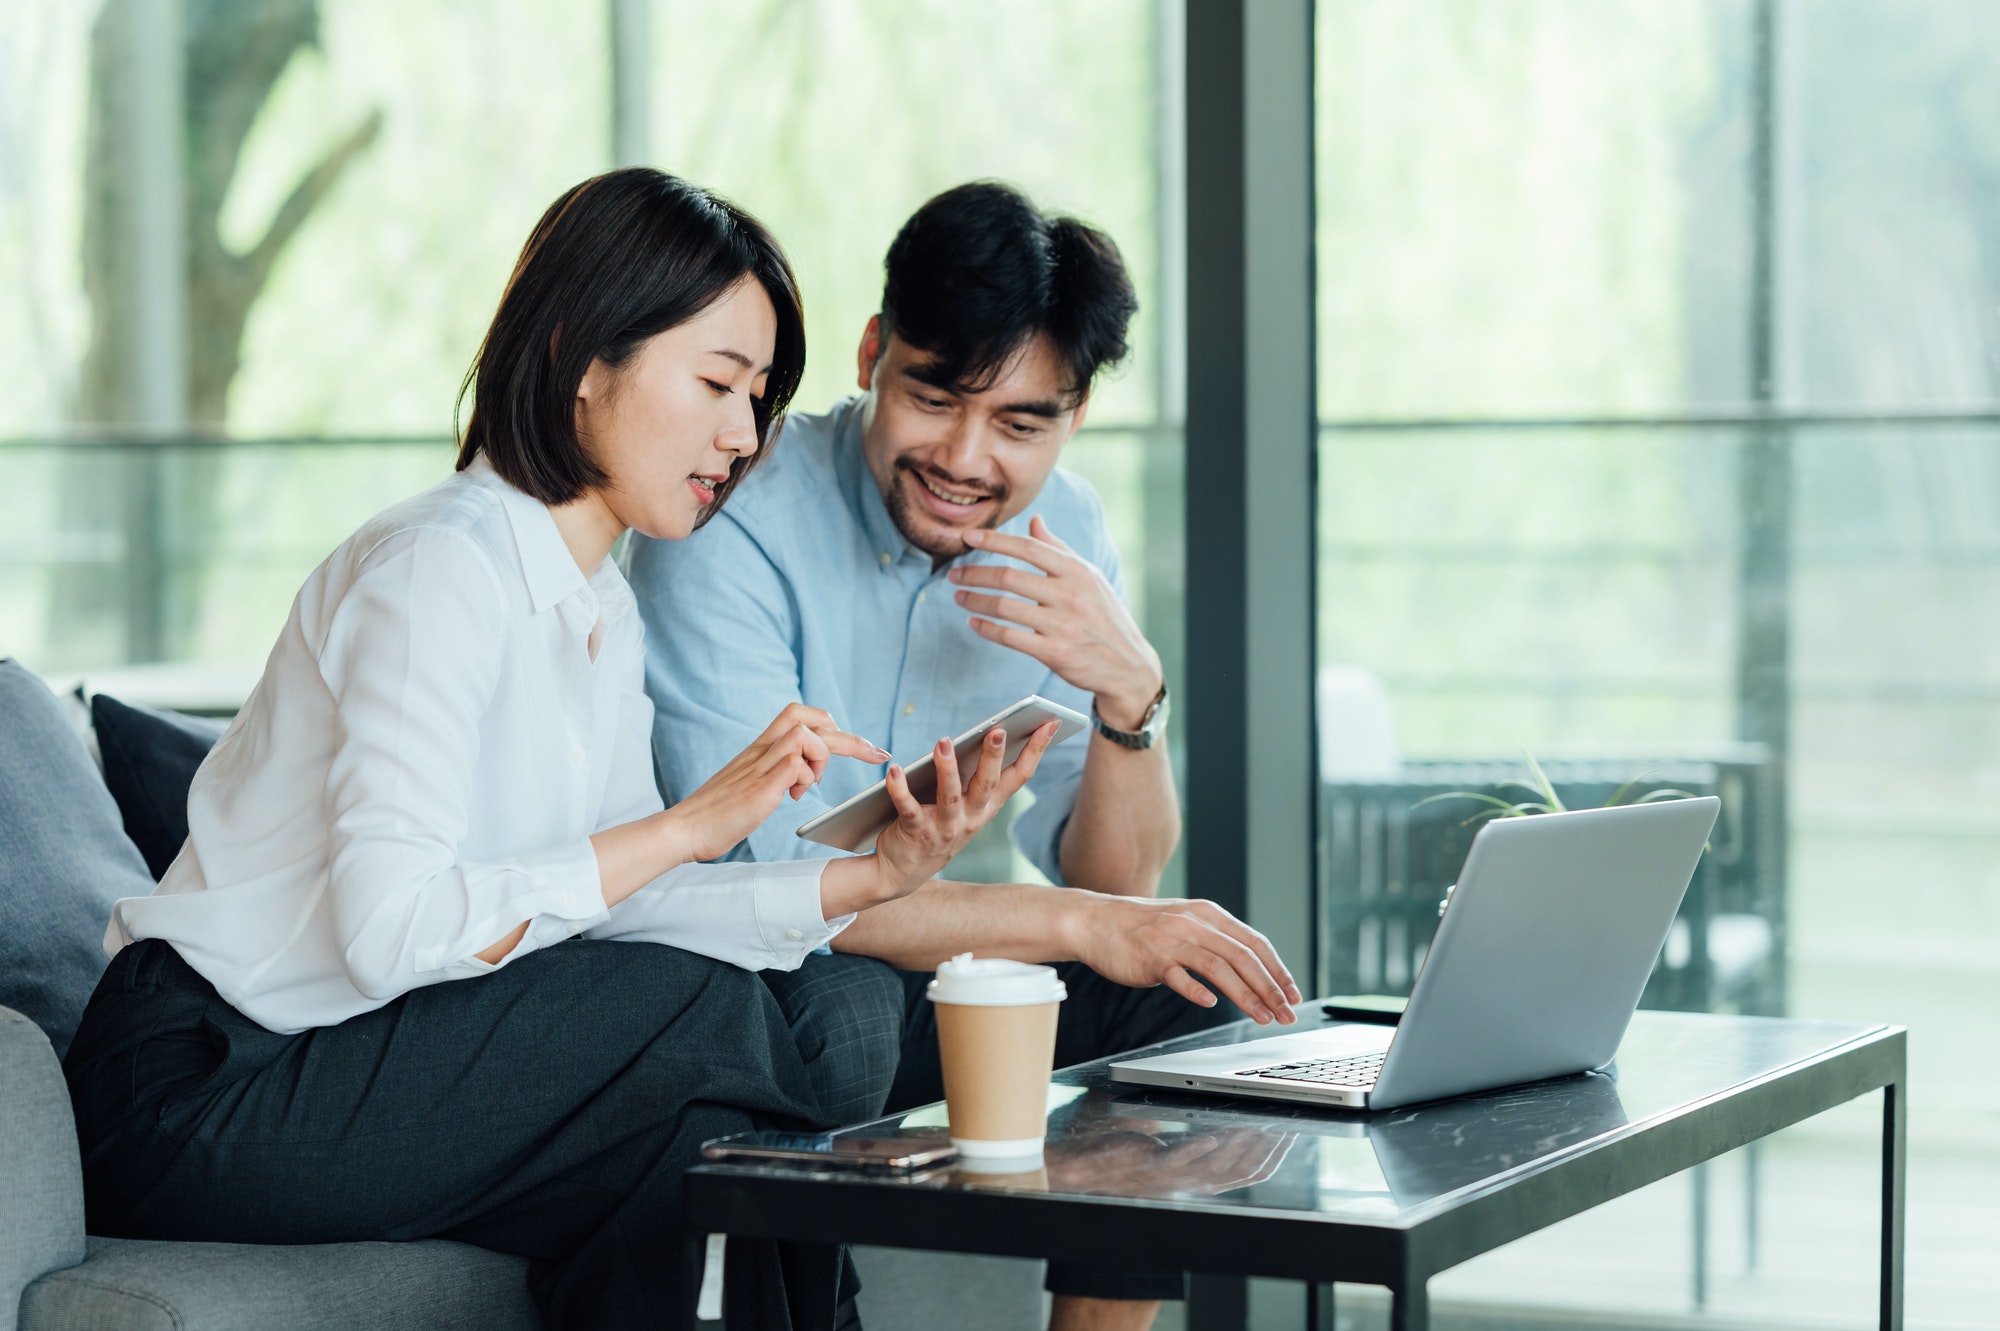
<box><xmin>897</xmin><ymin>364</ymin><xmax>1065</xmax><ymax>417</ymax></box>
<box><xmin>995</xmin><ymin>398</ymin><xmax>1064</xmax><ymax>419</ymax></box>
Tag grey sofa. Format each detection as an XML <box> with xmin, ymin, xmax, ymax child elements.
<box><xmin>0</xmin><ymin>658</ymin><xmax>1044</xmax><ymax>1330</ymax></box>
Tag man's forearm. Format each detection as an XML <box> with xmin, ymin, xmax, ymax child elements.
<box><xmin>1056</xmin><ymin>734</ymin><xmax>1181</xmax><ymax>897</ymax></box>
<box><xmin>829</xmin><ymin>878</ymin><xmax>1085</xmax><ymax>971</ymax></box>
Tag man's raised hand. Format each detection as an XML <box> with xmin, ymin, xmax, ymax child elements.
<box><xmin>950</xmin><ymin>517</ymin><xmax>1165</xmax><ymax>731</ymax></box>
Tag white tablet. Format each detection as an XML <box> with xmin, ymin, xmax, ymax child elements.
<box><xmin>794</xmin><ymin>695</ymin><xmax>1089</xmax><ymax>852</ymax></box>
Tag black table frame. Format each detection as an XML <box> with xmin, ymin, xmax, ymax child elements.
<box><xmin>687</xmin><ymin>1016</ymin><xmax>1907</xmax><ymax>1330</ymax></box>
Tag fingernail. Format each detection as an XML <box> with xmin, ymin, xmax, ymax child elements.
<box><xmin>888</xmin><ymin>765</ymin><xmax>901</xmax><ymax>779</ymax></box>
<box><xmin>1255</xmin><ymin>1008</ymin><xmax>1273</xmax><ymax>1024</ymax></box>
<box><xmin>964</xmin><ymin>530</ymin><xmax>983</xmax><ymax>544</ymax></box>
<box><xmin>873</xmin><ymin>747</ymin><xmax>892</xmax><ymax>762</ymax></box>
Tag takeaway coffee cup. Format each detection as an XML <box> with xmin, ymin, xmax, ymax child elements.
<box><xmin>927</xmin><ymin>953</ymin><xmax>1067</xmax><ymax>1170</ymax></box>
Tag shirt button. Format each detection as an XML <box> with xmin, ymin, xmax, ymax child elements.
<box><xmin>786</xmin><ymin>928</ymin><xmax>804</xmax><ymax>942</ymax></box>
<box><xmin>903</xmin><ymin>702</ymin><xmax>916</xmax><ymax>717</ymax></box>
<box><xmin>569</xmin><ymin>744</ymin><xmax>586</xmax><ymax>765</ymax></box>
<box><xmin>916</xmin><ymin>590</ymin><xmax>927</xmax><ymax>605</ymax></box>
<box><xmin>879</xmin><ymin>552</ymin><xmax>892</xmax><ymax>566</ymax></box>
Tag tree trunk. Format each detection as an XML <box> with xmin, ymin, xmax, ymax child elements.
<box><xmin>53</xmin><ymin>0</ymin><xmax>380</xmax><ymax>666</ymax></box>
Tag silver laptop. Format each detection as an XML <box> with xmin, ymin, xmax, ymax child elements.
<box><xmin>1111</xmin><ymin>797</ymin><xmax>1720</xmax><ymax>1112</ymax></box>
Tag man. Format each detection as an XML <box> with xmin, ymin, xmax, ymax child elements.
<box><xmin>629</xmin><ymin>182</ymin><xmax>1298</xmax><ymax>1330</ymax></box>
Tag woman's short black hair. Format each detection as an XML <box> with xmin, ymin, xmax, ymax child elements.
<box><xmin>456</xmin><ymin>168</ymin><xmax>805</xmax><ymax>519</ymax></box>
<box><xmin>879</xmin><ymin>181</ymin><xmax>1138</xmax><ymax>406</ymax></box>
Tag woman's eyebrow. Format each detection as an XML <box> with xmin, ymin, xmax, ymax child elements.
<box><xmin>706</xmin><ymin>348</ymin><xmax>772</xmax><ymax>373</ymax></box>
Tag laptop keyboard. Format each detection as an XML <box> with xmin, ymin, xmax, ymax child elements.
<box><xmin>1239</xmin><ymin>1050</ymin><xmax>1386</xmax><ymax>1088</ymax></box>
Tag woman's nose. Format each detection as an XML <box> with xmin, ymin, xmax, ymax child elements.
<box><xmin>718</xmin><ymin>403</ymin><xmax>759</xmax><ymax>457</ymax></box>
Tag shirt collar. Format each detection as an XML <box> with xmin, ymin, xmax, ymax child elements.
<box><xmin>832</xmin><ymin>399</ymin><xmax>923</xmax><ymax>567</ymax></box>
<box><xmin>469</xmin><ymin>452</ymin><xmax>630</xmax><ymax>622</ymax></box>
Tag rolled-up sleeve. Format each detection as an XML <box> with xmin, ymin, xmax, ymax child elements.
<box><xmin>316</xmin><ymin>528</ymin><xmax>610</xmax><ymax>1002</ymax></box>
<box><xmin>586</xmin><ymin>857</ymin><xmax>850</xmax><ymax>971</ymax></box>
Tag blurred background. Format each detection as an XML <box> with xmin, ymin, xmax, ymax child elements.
<box><xmin>2</xmin><ymin>1</ymin><xmax>1995</xmax><ymax>1327</ymax></box>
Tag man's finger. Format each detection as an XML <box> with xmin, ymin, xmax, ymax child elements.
<box><xmin>1212</xmin><ymin>912</ymin><xmax>1302</xmax><ymax>1006</ymax></box>
<box><xmin>949</xmin><ymin>563</ymin><xmax>1050</xmax><ymax>600</ymax></box>
<box><xmin>968</xmin><ymin>616</ymin><xmax>1058</xmax><ymax>665</ymax></box>
<box><xmin>1159</xmin><ymin>964</ymin><xmax>1218</xmax><ymax>1009</ymax></box>
<box><xmin>1027</xmin><ymin>514</ymin><xmax>1076</xmax><ymax>553</ymax></box>
<box><xmin>963</xmin><ymin>526</ymin><xmax>1077</xmax><ymax>573</ymax></box>
<box><xmin>1185</xmin><ymin>948</ymin><xmax>1279</xmax><ymax>1024</ymax></box>
<box><xmin>953</xmin><ymin>588</ymin><xmax>1057</xmax><ymax>631</ymax></box>
<box><xmin>1190</xmin><ymin>921</ymin><xmax>1294</xmax><ymax>1022</ymax></box>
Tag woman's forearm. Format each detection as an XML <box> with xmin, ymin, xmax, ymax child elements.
<box><xmin>476</xmin><ymin>811</ymin><xmax>686</xmax><ymax>963</ymax></box>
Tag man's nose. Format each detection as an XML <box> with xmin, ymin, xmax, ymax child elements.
<box><xmin>936</xmin><ymin>415</ymin><xmax>990</xmax><ymax>478</ymax></box>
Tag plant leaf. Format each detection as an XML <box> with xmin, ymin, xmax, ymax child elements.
<box><xmin>1607</xmin><ymin>768</ymin><xmax>1665</xmax><ymax>808</ymax></box>
<box><xmin>1522</xmin><ymin>751</ymin><xmax>1566</xmax><ymax>813</ymax></box>
<box><xmin>1633</xmin><ymin>788</ymin><xmax>1700</xmax><ymax>803</ymax></box>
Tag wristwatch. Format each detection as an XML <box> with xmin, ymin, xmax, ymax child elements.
<box><xmin>1092</xmin><ymin>683</ymin><xmax>1171</xmax><ymax>750</ymax></box>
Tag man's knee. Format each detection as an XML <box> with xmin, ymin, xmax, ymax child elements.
<box><xmin>760</xmin><ymin>954</ymin><xmax>905</xmax><ymax>1123</ymax></box>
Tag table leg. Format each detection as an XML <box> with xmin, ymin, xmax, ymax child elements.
<box><xmin>1391</xmin><ymin>1278</ymin><xmax>1429</xmax><ymax>1331</ymax></box>
<box><xmin>1881</xmin><ymin>1079</ymin><xmax>1905</xmax><ymax>1331</ymax></box>
<box><xmin>1307</xmin><ymin>1280</ymin><xmax>1334</xmax><ymax>1331</ymax></box>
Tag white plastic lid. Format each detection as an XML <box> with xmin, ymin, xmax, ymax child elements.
<box><xmin>925</xmin><ymin>953</ymin><xmax>1068</xmax><ymax>1007</ymax></box>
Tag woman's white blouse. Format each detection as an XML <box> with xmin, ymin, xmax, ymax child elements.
<box><xmin>106</xmin><ymin>457</ymin><xmax>849</xmax><ymax>1034</ymax></box>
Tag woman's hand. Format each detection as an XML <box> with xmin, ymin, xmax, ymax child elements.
<box><xmin>657</xmin><ymin>703</ymin><xmax>890</xmax><ymax>866</ymax></box>
<box><xmin>870</xmin><ymin>721</ymin><xmax>1059</xmax><ymax>901</ymax></box>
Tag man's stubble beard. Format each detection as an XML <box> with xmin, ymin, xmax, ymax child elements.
<box><xmin>884</xmin><ymin>460</ymin><xmax>1008</xmax><ymax>561</ymax></box>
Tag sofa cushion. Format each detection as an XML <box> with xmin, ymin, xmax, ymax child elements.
<box><xmin>19</xmin><ymin>1236</ymin><xmax>540</xmax><ymax>1331</ymax></box>
<box><xmin>1</xmin><ymin>1007</ymin><xmax>86</xmax><ymax>1331</ymax></box>
<box><xmin>0</xmin><ymin>662</ymin><xmax>155</xmax><ymax>1059</ymax></box>
<box><xmin>90</xmin><ymin>693</ymin><xmax>226</xmax><ymax>880</ymax></box>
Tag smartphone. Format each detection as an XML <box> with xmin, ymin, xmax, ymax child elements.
<box><xmin>794</xmin><ymin>695</ymin><xmax>1088</xmax><ymax>851</ymax></box>
<box><xmin>702</xmin><ymin>1131</ymin><xmax>959</xmax><ymax>1174</ymax></box>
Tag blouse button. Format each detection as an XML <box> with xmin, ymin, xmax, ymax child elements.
<box><xmin>786</xmin><ymin>928</ymin><xmax>804</xmax><ymax>942</ymax></box>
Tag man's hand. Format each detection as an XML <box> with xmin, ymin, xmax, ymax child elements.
<box><xmin>951</xmin><ymin>517</ymin><xmax>1164</xmax><ymax>730</ymax></box>
<box><xmin>1067</xmin><ymin>894</ymin><xmax>1304</xmax><ymax>1025</ymax></box>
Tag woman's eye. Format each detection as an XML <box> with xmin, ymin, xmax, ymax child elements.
<box><xmin>704</xmin><ymin>379</ymin><xmax>733</xmax><ymax>396</ymax></box>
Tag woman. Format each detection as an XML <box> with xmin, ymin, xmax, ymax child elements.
<box><xmin>62</xmin><ymin>169</ymin><xmax>1053</xmax><ymax>1331</ymax></box>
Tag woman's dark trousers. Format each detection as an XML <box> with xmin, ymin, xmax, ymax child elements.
<box><xmin>64</xmin><ymin>937</ymin><xmax>903</xmax><ymax>1331</ymax></box>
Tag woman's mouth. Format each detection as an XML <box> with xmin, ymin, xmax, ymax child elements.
<box><xmin>687</xmin><ymin>474</ymin><xmax>721</xmax><ymax>505</ymax></box>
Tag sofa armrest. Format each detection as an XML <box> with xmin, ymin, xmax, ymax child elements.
<box><xmin>0</xmin><ymin>1008</ymin><xmax>85</xmax><ymax>1331</ymax></box>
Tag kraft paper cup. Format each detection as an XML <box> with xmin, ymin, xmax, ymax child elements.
<box><xmin>927</xmin><ymin>953</ymin><xmax>1067</xmax><ymax>1172</ymax></box>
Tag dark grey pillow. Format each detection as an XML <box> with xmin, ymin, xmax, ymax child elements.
<box><xmin>0</xmin><ymin>660</ymin><xmax>155</xmax><ymax>1058</ymax></box>
<box><xmin>90</xmin><ymin>693</ymin><xmax>226</xmax><ymax>881</ymax></box>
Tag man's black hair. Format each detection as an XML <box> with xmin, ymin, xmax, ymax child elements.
<box><xmin>879</xmin><ymin>181</ymin><xmax>1138</xmax><ymax>406</ymax></box>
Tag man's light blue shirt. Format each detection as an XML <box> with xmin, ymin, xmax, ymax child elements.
<box><xmin>626</xmin><ymin>397</ymin><xmax>1125</xmax><ymax>883</ymax></box>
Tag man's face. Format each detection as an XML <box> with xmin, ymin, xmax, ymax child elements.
<box><xmin>855</xmin><ymin>316</ymin><xmax>1088</xmax><ymax>562</ymax></box>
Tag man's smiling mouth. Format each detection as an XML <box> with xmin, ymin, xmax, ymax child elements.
<box><xmin>912</xmin><ymin>470</ymin><xmax>990</xmax><ymax>509</ymax></box>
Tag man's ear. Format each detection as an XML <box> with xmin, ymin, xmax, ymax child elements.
<box><xmin>857</xmin><ymin>315</ymin><xmax>885</xmax><ymax>392</ymax></box>
<box><xmin>1069</xmin><ymin>389</ymin><xmax>1092</xmax><ymax>433</ymax></box>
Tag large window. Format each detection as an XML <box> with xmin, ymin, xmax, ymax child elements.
<box><xmin>1315</xmin><ymin>1</ymin><xmax>1998</xmax><ymax>1324</ymax></box>
<box><xmin>0</xmin><ymin>1</ymin><xmax>1186</xmax><ymax>885</ymax></box>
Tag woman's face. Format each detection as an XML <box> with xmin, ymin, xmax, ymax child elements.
<box><xmin>574</xmin><ymin>275</ymin><xmax>778</xmax><ymax>542</ymax></box>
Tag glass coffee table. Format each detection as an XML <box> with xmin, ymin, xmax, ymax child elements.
<box><xmin>686</xmin><ymin>1007</ymin><xmax>1906</xmax><ymax>1331</ymax></box>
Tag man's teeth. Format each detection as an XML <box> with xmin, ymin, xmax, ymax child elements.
<box><xmin>916</xmin><ymin>473</ymin><xmax>984</xmax><ymax>506</ymax></box>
